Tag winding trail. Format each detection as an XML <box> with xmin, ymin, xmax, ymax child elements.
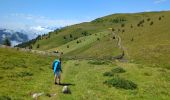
<box><xmin>112</xmin><ymin>31</ymin><xmax>128</xmax><ymax>59</ymax></box>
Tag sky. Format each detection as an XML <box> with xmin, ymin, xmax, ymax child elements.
<box><xmin>0</xmin><ymin>0</ymin><xmax>170</xmax><ymax>34</ymax></box>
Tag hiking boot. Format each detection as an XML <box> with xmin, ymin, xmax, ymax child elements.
<box><xmin>55</xmin><ymin>82</ymin><xmax>58</xmax><ymax>85</ymax></box>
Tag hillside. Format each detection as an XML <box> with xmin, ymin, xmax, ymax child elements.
<box><xmin>0</xmin><ymin>48</ymin><xmax>54</xmax><ymax>99</ymax></box>
<box><xmin>17</xmin><ymin>11</ymin><xmax>170</xmax><ymax>68</ymax></box>
<box><xmin>1</xmin><ymin>47</ymin><xmax>170</xmax><ymax>99</ymax></box>
<box><xmin>8</xmin><ymin>11</ymin><xmax>170</xmax><ymax>99</ymax></box>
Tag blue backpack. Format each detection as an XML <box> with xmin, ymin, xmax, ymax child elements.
<box><xmin>52</xmin><ymin>60</ymin><xmax>59</xmax><ymax>70</ymax></box>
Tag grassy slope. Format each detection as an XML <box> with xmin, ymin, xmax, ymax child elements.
<box><xmin>42</xmin><ymin>60</ymin><xmax>170</xmax><ymax>100</ymax></box>
<box><xmin>30</xmin><ymin>11</ymin><xmax>170</xmax><ymax>67</ymax></box>
<box><xmin>49</xmin><ymin>31</ymin><xmax>121</xmax><ymax>58</ymax></box>
<box><xmin>0</xmin><ymin>48</ymin><xmax>54</xmax><ymax>99</ymax></box>
<box><xmin>0</xmin><ymin>48</ymin><xmax>170</xmax><ymax>99</ymax></box>
<box><xmin>3</xmin><ymin>11</ymin><xmax>170</xmax><ymax>99</ymax></box>
<box><xmin>116</xmin><ymin>11</ymin><xmax>170</xmax><ymax>69</ymax></box>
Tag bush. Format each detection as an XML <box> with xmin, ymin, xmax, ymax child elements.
<box><xmin>17</xmin><ymin>71</ymin><xmax>33</xmax><ymax>78</ymax></box>
<box><xmin>103</xmin><ymin>72</ymin><xmax>114</xmax><ymax>77</ymax></box>
<box><xmin>122</xmin><ymin>29</ymin><xmax>125</xmax><ymax>33</ymax></box>
<box><xmin>112</xmin><ymin>28</ymin><xmax>115</xmax><ymax>32</ymax></box>
<box><xmin>121</xmin><ymin>24</ymin><xmax>125</xmax><ymax>27</ymax></box>
<box><xmin>70</xmin><ymin>34</ymin><xmax>73</xmax><ymax>38</ymax></box>
<box><xmin>88</xmin><ymin>60</ymin><xmax>108</xmax><ymax>65</ymax></box>
<box><xmin>37</xmin><ymin>44</ymin><xmax>40</xmax><ymax>48</ymax></box>
<box><xmin>111</xmin><ymin>67</ymin><xmax>126</xmax><ymax>73</ymax></box>
<box><xmin>0</xmin><ymin>95</ymin><xmax>11</xmax><ymax>100</ymax></box>
<box><xmin>103</xmin><ymin>67</ymin><xmax>125</xmax><ymax>77</ymax></box>
<box><xmin>150</xmin><ymin>21</ymin><xmax>153</xmax><ymax>25</ymax></box>
<box><xmin>147</xmin><ymin>18</ymin><xmax>151</xmax><ymax>21</ymax></box>
<box><xmin>63</xmin><ymin>36</ymin><xmax>67</xmax><ymax>39</ymax></box>
<box><xmin>104</xmin><ymin>76</ymin><xmax>137</xmax><ymax>90</ymax></box>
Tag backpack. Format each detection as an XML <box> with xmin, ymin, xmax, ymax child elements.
<box><xmin>52</xmin><ymin>60</ymin><xmax>59</xmax><ymax>70</ymax></box>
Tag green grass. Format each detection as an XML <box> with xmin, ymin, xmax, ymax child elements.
<box><xmin>47</xmin><ymin>60</ymin><xmax>170</xmax><ymax>100</ymax></box>
<box><xmin>0</xmin><ymin>48</ymin><xmax>54</xmax><ymax>99</ymax></box>
<box><xmin>3</xmin><ymin>11</ymin><xmax>170</xmax><ymax>99</ymax></box>
<box><xmin>19</xmin><ymin>11</ymin><xmax>170</xmax><ymax>69</ymax></box>
<box><xmin>0</xmin><ymin>48</ymin><xmax>170</xmax><ymax>99</ymax></box>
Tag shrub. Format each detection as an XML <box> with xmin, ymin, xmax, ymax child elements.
<box><xmin>67</xmin><ymin>45</ymin><xmax>69</xmax><ymax>48</ymax></box>
<box><xmin>112</xmin><ymin>28</ymin><xmax>115</xmax><ymax>32</ymax></box>
<box><xmin>104</xmin><ymin>76</ymin><xmax>137</xmax><ymax>90</ymax></box>
<box><xmin>147</xmin><ymin>18</ymin><xmax>151</xmax><ymax>21</ymax></box>
<box><xmin>70</xmin><ymin>34</ymin><xmax>73</xmax><ymax>38</ymax></box>
<box><xmin>121</xmin><ymin>24</ymin><xmax>125</xmax><ymax>27</ymax></box>
<box><xmin>17</xmin><ymin>71</ymin><xmax>33</xmax><ymax>78</ymax></box>
<box><xmin>111</xmin><ymin>67</ymin><xmax>126</xmax><ymax>73</ymax></box>
<box><xmin>88</xmin><ymin>60</ymin><xmax>108</xmax><ymax>65</ymax></box>
<box><xmin>37</xmin><ymin>44</ymin><xmax>40</xmax><ymax>48</ymax></box>
<box><xmin>150</xmin><ymin>21</ymin><xmax>153</xmax><ymax>25</ymax></box>
<box><xmin>63</xmin><ymin>36</ymin><xmax>67</xmax><ymax>39</ymax></box>
<box><xmin>103</xmin><ymin>67</ymin><xmax>125</xmax><ymax>77</ymax></box>
<box><xmin>0</xmin><ymin>95</ymin><xmax>11</xmax><ymax>100</ymax></box>
<box><xmin>97</xmin><ymin>38</ymin><xmax>100</xmax><ymax>41</ymax></box>
<box><xmin>82</xmin><ymin>31</ymin><xmax>88</xmax><ymax>36</ymax></box>
<box><xmin>103</xmin><ymin>72</ymin><xmax>114</xmax><ymax>77</ymax></box>
<box><xmin>122</xmin><ymin>29</ymin><xmax>125</xmax><ymax>33</ymax></box>
<box><xmin>159</xmin><ymin>17</ymin><xmax>162</xmax><ymax>20</ymax></box>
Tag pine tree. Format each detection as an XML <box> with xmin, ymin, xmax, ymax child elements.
<box><xmin>37</xmin><ymin>44</ymin><xmax>40</xmax><ymax>48</ymax></box>
<box><xmin>3</xmin><ymin>37</ymin><xmax>11</xmax><ymax>46</ymax></box>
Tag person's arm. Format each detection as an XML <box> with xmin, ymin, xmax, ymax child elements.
<box><xmin>60</xmin><ymin>63</ymin><xmax>62</xmax><ymax>72</ymax></box>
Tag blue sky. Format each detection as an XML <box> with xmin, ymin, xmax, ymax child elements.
<box><xmin>0</xmin><ymin>0</ymin><xmax>169</xmax><ymax>33</ymax></box>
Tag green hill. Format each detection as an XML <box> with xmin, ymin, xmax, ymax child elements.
<box><xmin>18</xmin><ymin>11</ymin><xmax>170</xmax><ymax>68</ymax></box>
<box><xmin>7</xmin><ymin>11</ymin><xmax>170</xmax><ymax>99</ymax></box>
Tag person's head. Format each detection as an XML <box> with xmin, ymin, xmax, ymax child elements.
<box><xmin>59</xmin><ymin>58</ymin><xmax>61</xmax><ymax>62</ymax></box>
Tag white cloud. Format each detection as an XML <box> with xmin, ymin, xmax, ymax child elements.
<box><xmin>29</xmin><ymin>26</ymin><xmax>53</xmax><ymax>35</ymax></box>
<box><xmin>0</xmin><ymin>13</ymin><xmax>84</xmax><ymax>36</ymax></box>
<box><xmin>154</xmin><ymin>0</ymin><xmax>167</xmax><ymax>4</ymax></box>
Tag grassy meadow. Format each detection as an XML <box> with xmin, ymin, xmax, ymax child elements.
<box><xmin>0</xmin><ymin>48</ymin><xmax>170</xmax><ymax>100</ymax></box>
<box><xmin>1</xmin><ymin>11</ymin><xmax>170</xmax><ymax>99</ymax></box>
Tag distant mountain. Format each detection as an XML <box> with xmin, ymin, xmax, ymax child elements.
<box><xmin>0</xmin><ymin>25</ymin><xmax>57</xmax><ymax>46</ymax></box>
<box><xmin>0</xmin><ymin>29</ymin><xmax>29</xmax><ymax>46</ymax></box>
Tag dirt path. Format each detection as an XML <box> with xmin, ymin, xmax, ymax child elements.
<box><xmin>112</xmin><ymin>32</ymin><xmax>129</xmax><ymax>59</ymax></box>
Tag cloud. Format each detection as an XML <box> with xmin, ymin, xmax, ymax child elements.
<box><xmin>154</xmin><ymin>0</ymin><xmax>167</xmax><ymax>4</ymax></box>
<box><xmin>29</xmin><ymin>26</ymin><xmax>53</xmax><ymax>35</ymax></box>
<box><xmin>0</xmin><ymin>13</ymin><xmax>84</xmax><ymax>35</ymax></box>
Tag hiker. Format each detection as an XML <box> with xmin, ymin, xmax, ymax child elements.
<box><xmin>52</xmin><ymin>58</ymin><xmax>62</xmax><ymax>84</ymax></box>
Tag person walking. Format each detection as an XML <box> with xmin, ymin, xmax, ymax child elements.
<box><xmin>52</xmin><ymin>58</ymin><xmax>62</xmax><ymax>85</ymax></box>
